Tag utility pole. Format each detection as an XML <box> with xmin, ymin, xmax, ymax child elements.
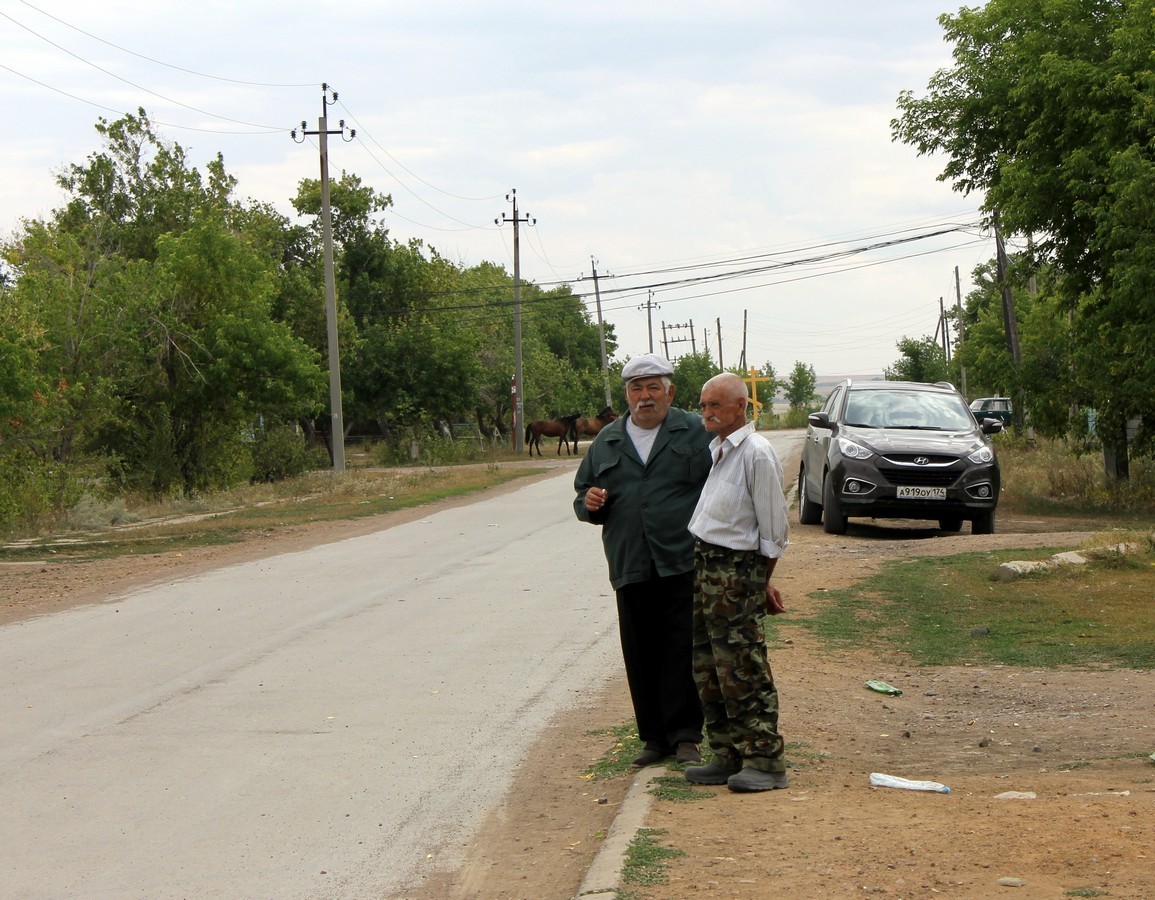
<box><xmin>993</xmin><ymin>211</ymin><xmax>1024</xmax><ymax>432</ymax></box>
<box><xmin>496</xmin><ymin>189</ymin><xmax>534</xmax><ymax>454</ymax></box>
<box><xmin>662</xmin><ymin>321</ymin><xmax>695</xmax><ymax>363</ymax></box>
<box><xmin>590</xmin><ymin>257</ymin><xmax>612</xmax><ymax>406</ymax></box>
<box><xmin>716</xmin><ymin>317</ymin><xmax>723</xmax><ymax>369</ymax></box>
<box><xmin>954</xmin><ymin>265</ymin><xmax>967</xmax><ymax>398</ymax></box>
<box><xmin>940</xmin><ymin>296</ymin><xmax>951</xmax><ymax>361</ymax></box>
<box><xmin>293</xmin><ymin>84</ymin><xmax>355</xmax><ymax>472</ymax></box>
<box><xmin>993</xmin><ymin>213</ymin><xmax>1022</xmax><ymax>368</ymax></box>
<box><xmin>640</xmin><ymin>291</ymin><xmax>657</xmax><ymax>352</ymax></box>
<box><xmin>740</xmin><ymin>309</ymin><xmax>748</xmax><ymax>372</ymax></box>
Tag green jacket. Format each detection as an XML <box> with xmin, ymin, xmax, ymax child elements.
<box><xmin>574</xmin><ymin>407</ymin><xmax>713</xmax><ymax>590</ymax></box>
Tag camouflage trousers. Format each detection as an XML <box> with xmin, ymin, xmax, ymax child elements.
<box><xmin>692</xmin><ymin>541</ymin><xmax>785</xmax><ymax>772</ymax></box>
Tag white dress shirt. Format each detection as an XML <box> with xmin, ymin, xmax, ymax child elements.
<box><xmin>688</xmin><ymin>421</ymin><xmax>789</xmax><ymax>559</ymax></box>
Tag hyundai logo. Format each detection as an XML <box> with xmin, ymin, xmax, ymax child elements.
<box><xmin>913</xmin><ymin>456</ymin><xmax>930</xmax><ymax>466</ymax></box>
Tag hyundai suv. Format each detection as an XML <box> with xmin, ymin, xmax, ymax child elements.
<box><xmin>798</xmin><ymin>380</ymin><xmax>1002</xmax><ymax>535</ymax></box>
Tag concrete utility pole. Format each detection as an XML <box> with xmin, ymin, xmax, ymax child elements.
<box><xmin>589</xmin><ymin>258</ymin><xmax>612</xmax><ymax>406</ymax></box>
<box><xmin>293</xmin><ymin>84</ymin><xmax>355</xmax><ymax>472</ymax></box>
<box><xmin>496</xmin><ymin>190</ymin><xmax>534</xmax><ymax>454</ymax></box>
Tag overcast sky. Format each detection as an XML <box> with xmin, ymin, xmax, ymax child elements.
<box><xmin>1</xmin><ymin>0</ymin><xmax>993</xmax><ymax>378</ymax></box>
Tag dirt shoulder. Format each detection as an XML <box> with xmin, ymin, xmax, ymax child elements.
<box><xmin>4</xmin><ymin>462</ymin><xmax>1154</xmax><ymax>900</ymax></box>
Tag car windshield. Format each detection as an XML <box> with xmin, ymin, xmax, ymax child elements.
<box><xmin>844</xmin><ymin>390</ymin><xmax>975</xmax><ymax>431</ymax></box>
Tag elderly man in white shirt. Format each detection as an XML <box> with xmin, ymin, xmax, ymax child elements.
<box><xmin>685</xmin><ymin>372</ymin><xmax>790</xmax><ymax>793</ymax></box>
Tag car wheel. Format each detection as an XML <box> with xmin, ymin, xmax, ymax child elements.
<box><xmin>821</xmin><ymin>476</ymin><xmax>848</xmax><ymax>535</ymax></box>
<box><xmin>972</xmin><ymin>510</ymin><xmax>996</xmax><ymax>535</ymax></box>
<box><xmin>938</xmin><ymin>517</ymin><xmax>963</xmax><ymax>532</ymax></box>
<box><xmin>798</xmin><ymin>467</ymin><xmax>823</xmax><ymax>525</ymax></box>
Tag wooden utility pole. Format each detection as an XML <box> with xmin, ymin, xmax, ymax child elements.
<box><xmin>740</xmin><ymin>310</ymin><xmax>748</xmax><ymax>372</ymax></box>
<box><xmin>954</xmin><ymin>265</ymin><xmax>968</xmax><ymax>398</ymax></box>
<box><xmin>640</xmin><ymin>292</ymin><xmax>657</xmax><ymax>352</ymax></box>
<box><xmin>589</xmin><ymin>258</ymin><xmax>612</xmax><ymax>406</ymax></box>
<box><xmin>993</xmin><ymin>212</ymin><xmax>1024</xmax><ymax>431</ymax></box>
<box><xmin>293</xmin><ymin>84</ymin><xmax>355</xmax><ymax>472</ymax></box>
<box><xmin>496</xmin><ymin>190</ymin><xmax>534</xmax><ymax>453</ymax></box>
<box><xmin>716</xmin><ymin>317</ymin><xmax>723</xmax><ymax>369</ymax></box>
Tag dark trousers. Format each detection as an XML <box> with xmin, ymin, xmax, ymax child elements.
<box><xmin>615</xmin><ymin>566</ymin><xmax>704</xmax><ymax>750</ymax></box>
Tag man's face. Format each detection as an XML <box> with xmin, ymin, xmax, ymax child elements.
<box><xmin>699</xmin><ymin>382</ymin><xmax>748</xmax><ymax>439</ymax></box>
<box><xmin>626</xmin><ymin>377</ymin><xmax>675</xmax><ymax>429</ymax></box>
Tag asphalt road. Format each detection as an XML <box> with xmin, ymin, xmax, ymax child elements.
<box><xmin>0</xmin><ymin>430</ymin><xmax>804</xmax><ymax>899</ymax></box>
<box><xmin>0</xmin><ymin>467</ymin><xmax>620</xmax><ymax>899</ymax></box>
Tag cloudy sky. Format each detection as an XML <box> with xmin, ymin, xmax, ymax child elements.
<box><xmin>1</xmin><ymin>0</ymin><xmax>993</xmax><ymax>377</ymax></box>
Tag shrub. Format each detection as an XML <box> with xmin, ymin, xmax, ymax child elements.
<box><xmin>250</xmin><ymin>425</ymin><xmax>322</xmax><ymax>483</ymax></box>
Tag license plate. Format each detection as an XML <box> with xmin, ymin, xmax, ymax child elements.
<box><xmin>897</xmin><ymin>485</ymin><xmax>946</xmax><ymax>500</ymax></box>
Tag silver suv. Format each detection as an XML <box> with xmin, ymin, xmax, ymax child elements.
<box><xmin>798</xmin><ymin>380</ymin><xmax>1002</xmax><ymax>534</ymax></box>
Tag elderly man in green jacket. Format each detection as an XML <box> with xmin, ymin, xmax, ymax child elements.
<box><xmin>574</xmin><ymin>353</ymin><xmax>713</xmax><ymax>766</ymax></box>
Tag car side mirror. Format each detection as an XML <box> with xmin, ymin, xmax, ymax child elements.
<box><xmin>981</xmin><ymin>418</ymin><xmax>1003</xmax><ymax>434</ymax></box>
<box><xmin>808</xmin><ymin>411</ymin><xmax>831</xmax><ymax>429</ymax></box>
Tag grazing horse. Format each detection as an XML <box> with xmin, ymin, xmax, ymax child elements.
<box><xmin>525</xmin><ymin>413</ymin><xmax>581</xmax><ymax>456</ymax></box>
<box><xmin>571</xmin><ymin>406</ymin><xmax>619</xmax><ymax>450</ymax></box>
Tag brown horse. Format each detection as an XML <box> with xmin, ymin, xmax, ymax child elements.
<box><xmin>571</xmin><ymin>406</ymin><xmax>619</xmax><ymax>450</ymax></box>
<box><xmin>525</xmin><ymin>413</ymin><xmax>581</xmax><ymax>456</ymax></box>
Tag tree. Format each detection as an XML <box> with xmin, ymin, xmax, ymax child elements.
<box><xmin>885</xmin><ymin>336</ymin><xmax>950</xmax><ymax>384</ymax></box>
<box><xmin>784</xmin><ymin>362</ymin><xmax>818</xmax><ymax>411</ymax></box>
<box><xmin>671</xmin><ymin>352</ymin><xmax>720</xmax><ymax>413</ymax></box>
<box><xmin>5</xmin><ymin>112</ymin><xmax>325</xmax><ymax>497</ymax></box>
<box><xmin>892</xmin><ymin>0</ymin><xmax>1155</xmax><ymax>474</ymax></box>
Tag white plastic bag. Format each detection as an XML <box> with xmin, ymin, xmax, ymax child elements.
<box><xmin>869</xmin><ymin>772</ymin><xmax>950</xmax><ymax>794</ymax></box>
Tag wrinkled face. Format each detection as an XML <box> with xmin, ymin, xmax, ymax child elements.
<box><xmin>626</xmin><ymin>377</ymin><xmax>675</xmax><ymax>429</ymax></box>
<box><xmin>699</xmin><ymin>382</ymin><xmax>748</xmax><ymax>439</ymax></box>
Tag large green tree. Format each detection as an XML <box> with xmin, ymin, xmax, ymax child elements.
<box><xmin>5</xmin><ymin>111</ymin><xmax>325</xmax><ymax>497</ymax></box>
<box><xmin>893</xmin><ymin>0</ymin><xmax>1155</xmax><ymax>473</ymax></box>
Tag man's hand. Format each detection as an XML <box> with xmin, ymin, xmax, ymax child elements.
<box><xmin>765</xmin><ymin>583</ymin><xmax>786</xmax><ymax>616</ymax></box>
<box><xmin>585</xmin><ymin>486</ymin><xmax>609</xmax><ymax>512</ymax></box>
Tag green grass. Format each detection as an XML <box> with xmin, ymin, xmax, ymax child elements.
<box><xmin>619</xmin><ymin>828</ymin><xmax>685</xmax><ymax>890</ymax></box>
<box><xmin>793</xmin><ymin>544</ymin><xmax>1155</xmax><ymax>669</ymax></box>
<box><xmin>647</xmin><ymin>774</ymin><xmax>714</xmax><ymax>803</ymax></box>
<box><xmin>583</xmin><ymin>723</ymin><xmax>644</xmax><ymax>781</ymax></box>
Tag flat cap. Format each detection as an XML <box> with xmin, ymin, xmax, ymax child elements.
<box><xmin>621</xmin><ymin>353</ymin><xmax>674</xmax><ymax>382</ymax></box>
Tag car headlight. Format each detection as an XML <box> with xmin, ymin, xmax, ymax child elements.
<box><xmin>968</xmin><ymin>445</ymin><xmax>994</xmax><ymax>464</ymax></box>
<box><xmin>836</xmin><ymin>437</ymin><xmax>874</xmax><ymax>460</ymax></box>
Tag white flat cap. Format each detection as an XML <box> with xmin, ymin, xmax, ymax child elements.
<box><xmin>621</xmin><ymin>353</ymin><xmax>675</xmax><ymax>381</ymax></box>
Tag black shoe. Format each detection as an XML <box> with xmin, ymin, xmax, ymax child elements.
<box><xmin>631</xmin><ymin>746</ymin><xmax>671</xmax><ymax>767</ymax></box>
<box><xmin>685</xmin><ymin>760</ymin><xmax>741</xmax><ymax>784</ymax></box>
<box><xmin>675</xmin><ymin>742</ymin><xmax>702</xmax><ymax>765</ymax></box>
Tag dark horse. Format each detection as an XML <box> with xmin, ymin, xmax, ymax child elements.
<box><xmin>526</xmin><ymin>413</ymin><xmax>581</xmax><ymax>456</ymax></box>
<box><xmin>571</xmin><ymin>406</ymin><xmax>619</xmax><ymax>450</ymax></box>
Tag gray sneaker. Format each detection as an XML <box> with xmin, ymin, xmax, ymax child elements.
<box><xmin>685</xmin><ymin>760</ymin><xmax>741</xmax><ymax>785</ymax></box>
<box><xmin>727</xmin><ymin>767</ymin><xmax>789</xmax><ymax>793</ymax></box>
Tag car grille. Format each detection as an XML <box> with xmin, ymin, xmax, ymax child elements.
<box><xmin>885</xmin><ymin>453</ymin><xmax>958</xmax><ymax>465</ymax></box>
<box><xmin>878</xmin><ymin>467</ymin><xmax>959</xmax><ymax>487</ymax></box>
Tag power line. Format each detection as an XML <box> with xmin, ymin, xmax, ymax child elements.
<box><xmin>2</xmin><ymin>9</ymin><xmax>290</xmax><ymax>130</ymax></box>
<box><xmin>16</xmin><ymin>0</ymin><xmax>316</xmax><ymax>87</ymax></box>
<box><xmin>0</xmin><ymin>63</ymin><xmax>280</xmax><ymax>135</ymax></box>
